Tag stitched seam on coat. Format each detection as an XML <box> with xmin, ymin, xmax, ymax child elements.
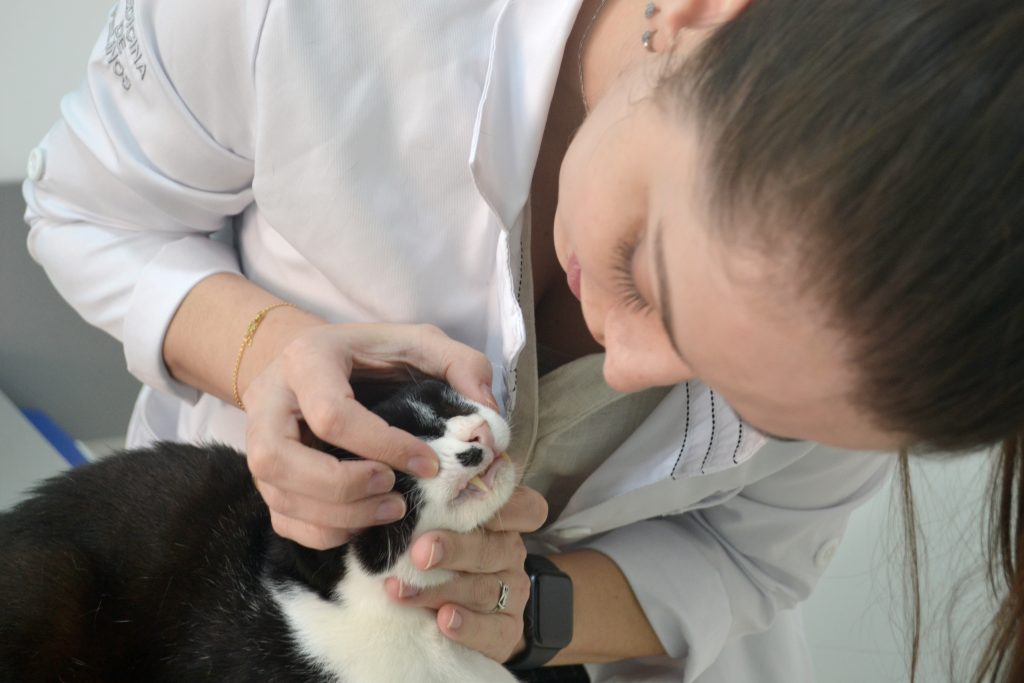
<box><xmin>670</xmin><ymin>383</ymin><xmax>691</xmax><ymax>480</ymax></box>
<box><xmin>700</xmin><ymin>389</ymin><xmax>716</xmax><ymax>474</ymax></box>
<box><xmin>732</xmin><ymin>422</ymin><xmax>743</xmax><ymax>465</ymax></box>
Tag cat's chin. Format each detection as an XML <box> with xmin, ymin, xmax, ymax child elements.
<box><xmin>443</xmin><ymin>457</ymin><xmax>517</xmax><ymax>529</ymax></box>
<box><xmin>388</xmin><ymin>460</ymin><xmax>518</xmax><ymax>590</ymax></box>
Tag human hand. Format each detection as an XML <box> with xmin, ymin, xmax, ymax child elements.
<box><xmin>383</xmin><ymin>486</ymin><xmax>550</xmax><ymax>662</ymax></box>
<box><xmin>244</xmin><ymin>322</ymin><xmax>498</xmax><ymax>549</ymax></box>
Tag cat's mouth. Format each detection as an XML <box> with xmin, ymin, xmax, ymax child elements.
<box><xmin>451</xmin><ymin>452</ymin><xmax>511</xmax><ymax>503</ymax></box>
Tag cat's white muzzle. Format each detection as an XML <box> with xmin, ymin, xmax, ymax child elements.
<box><xmin>452</xmin><ymin>452</ymin><xmax>511</xmax><ymax>502</ymax></box>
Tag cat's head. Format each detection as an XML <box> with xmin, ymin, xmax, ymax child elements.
<box><xmin>337</xmin><ymin>380</ymin><xmax>516</xmax><ymax>577</ymax></box>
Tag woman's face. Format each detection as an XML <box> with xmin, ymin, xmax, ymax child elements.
<box><xmin>553</xmin><ymin>62</ymin><xmax>902</xmax><ymax>451</ymax></box>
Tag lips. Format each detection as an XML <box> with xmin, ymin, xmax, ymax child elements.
<box><xmin>566</xmin><ymin>253</ymin><xmax>582</xmax><ymax>301</ymax></box>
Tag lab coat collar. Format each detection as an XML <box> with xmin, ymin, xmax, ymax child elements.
<box><xmin>540</xmin><ymin>439</ymin><xmax>817</xmax><ymax>545</ymax></box>
<box><xmin>558</xmin><ymin>381</ymin><xmax>768</xmax><ymax>516</ymax></box>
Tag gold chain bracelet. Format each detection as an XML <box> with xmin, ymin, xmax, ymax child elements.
<box><xmin>232</xmin><ymin>302</ymin><xmax>295</xmax><ymax>410</ymax></box>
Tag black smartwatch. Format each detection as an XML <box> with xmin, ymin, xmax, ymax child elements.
<box><xmin>505</xmin><ymin>554</ymin><xmax>574</xmax><ymax>671</ymax></box>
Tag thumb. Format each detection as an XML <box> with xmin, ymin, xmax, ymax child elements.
<box><xmin>400</xmin><ymin>324</ymin><xmax>499</xmax><ymax>411</ymax></box>
<box><xmin>444</xmin><ymin>350</ymin><xmax>499</xmax><ymax>412</ymax></box>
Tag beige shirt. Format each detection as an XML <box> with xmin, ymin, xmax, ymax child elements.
<box><xmin>519</xmin><ymin>353</ymin><xmax>670</xmax><ymax>521</ymax></box>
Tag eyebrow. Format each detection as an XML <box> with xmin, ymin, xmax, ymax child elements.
<box><xmin>652</xmin><ymin>222</ymin><xmax>686</xmax><ymax>362</ymax></box>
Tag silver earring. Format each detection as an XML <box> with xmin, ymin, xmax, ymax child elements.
<box><xmin>644</xmin><ymin>2</ymin><xmax>658</xmax><ymax>19</ymax></box>
<box><xmin>642</xmin><ymin>29</ymin><xmax>656</xmax><ymax>52</ymax></box>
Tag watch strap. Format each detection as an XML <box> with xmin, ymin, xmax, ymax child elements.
<box><xmin>506</xmin><ymin>554</ymin><xmax>573</xmax><ymax>671</ymax></box>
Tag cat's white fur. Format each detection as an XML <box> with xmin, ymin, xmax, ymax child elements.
<box><xmin>272</xmin><ymin>401</ymin><xmax>519</xmax><ymax>682</ymax></box>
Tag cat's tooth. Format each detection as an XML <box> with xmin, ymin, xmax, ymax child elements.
<box><xmin>469</xmin><ymin>476</ymin><xmax>491</xmax><ymax>494</ymax></box>
<box><xmin>499</xmin><ymin>452</ymin><xmax>511</xmax><ymax>463</ymax></box>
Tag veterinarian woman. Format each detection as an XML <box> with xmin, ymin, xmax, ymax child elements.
<box><xmin>24</xmin><ymin>0</ymin><xmax>1023</xmax><ymax>680</ymax></box>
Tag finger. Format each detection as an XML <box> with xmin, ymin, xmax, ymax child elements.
<box><xmin>483</xmin><ymin>486</ymin><xmax>549</xmax><ymax>533</ymax></box>
<box><xmin>306</xmin><ymin>396</ymin><xmax>440</xmax><ymax>479</ymax></box>
<box><xmin>248</xmin><ymin>437</ymin><xmax>398</xmax><ymax>504</ymax></box>
<box><xmin>245</xmin><ymin>357</ymin><xmax>394</xmax><ymax>498</ymax></box>
<box><xmin>254</xmin><ymin>478</ymin><xmax>406</xmax><ymax>529</ymax></box>
<box><xmin>347</xmin><ymin>324</ymin><xmax>498</xmax><ymax>411</ymax></box>
<box><xmin>411</xmin><ymin>530</ymin><xmax>526</xmax><ymax>574</ymax></box>
<box><xmin>436</xmin><ymin>604</ymin><xmax>522</xmax><ymax>663</ymax></box>
<box><xmin>411</xmin><ymin>327</ymin><xmax>499</xmax><ymax>411</ymax></box>
<box><xmin>276</xmin><ymin>335</ymin><xmax>440</xmax><ymax>475</ymax></box>
<box><xmin>386</xmin><ymin>571</ymin><xmax>528</xmax><ymax>615</ymax></box>
<box><xmin>266</xmin><ymin>510</ymin><xmax>359</xmax><ymax>551</ymax></box>
<box><xmin>260</xmin><ymin>330</ymin><xmax>435</xmax><ymax>477</ymax></box>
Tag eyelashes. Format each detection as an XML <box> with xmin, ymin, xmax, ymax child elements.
<box><xmin>611</xmin><ymin>238</ymin><xmax>653</xmax><ymax>314</ymax></box>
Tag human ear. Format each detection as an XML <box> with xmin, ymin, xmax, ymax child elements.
<box><xmin>657</xmin><ymin>0</ymin><xmax>752</xmax><ymax>31</ymax></box>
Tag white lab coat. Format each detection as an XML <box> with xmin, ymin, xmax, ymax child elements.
<box><xmin>23</xmin><ymin>1</ymin><xmax>893</xmax><ymax>680</ymax></box>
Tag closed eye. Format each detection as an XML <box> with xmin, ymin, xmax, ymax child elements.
<box><xmin>612</xmin><ymin>238</ymin><xmax>653</xmax><ymax>314</ymax></box>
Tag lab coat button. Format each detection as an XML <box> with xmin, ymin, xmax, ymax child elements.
<box><xmin>814</xmin><ymin>539</ymin><xmax>840</xmax><ymax>568</ymax></box>
<box><xmin>27</xmin><ymin>147</ymin><xmax>46</xmax><ymax>181</ymax></box>
<box><xmin>552</xmin><ymin>526</ymin><xmax>592</xmax><ymax>542</ymax></box>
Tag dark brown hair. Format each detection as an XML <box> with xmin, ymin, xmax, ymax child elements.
<box><xmin>662</xmin><ymin>1</ymin><xmax>1024</xmax><ymax>680</ymax></box>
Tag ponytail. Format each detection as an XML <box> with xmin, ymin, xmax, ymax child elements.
<box><xmin>897</xmin><ymin>451</ymin><xmax>922</xmax><ymax>682</ymax></box>
<box><xmin>974</xmin><ymin>433</ymin><xmax>1024</xmax><ymax>682</ymax></box>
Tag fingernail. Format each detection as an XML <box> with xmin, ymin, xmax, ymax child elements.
<box><xmin>425</xmin><ymin>539</ymin><xmax>444</xmax><ymax>569</ymax></box>
<box><xmin>367</xmin><ymin>469</ymin><xmax>394</xmax><ymax>495</ymax></box>
<box><xmin>479</xmin><ymin>384</ymin><xmax>499</xmax><ymax>411</ymax></box>
<box><xmin>409</xmin><ymin>454</ymin><xmax>438</xmax><ymax>478</ymax></box>
<box><xmin>398</xmin><ymin>581</ymin><xmax>421</xmax><ymax>599</ymax></box>
<box><xmin>446</xmin><ymin>609</ymin><xmax>463</xmax><ymax>631</ymax></box>
<box><xmin>375</xmin><ymin>497</ymin><xmax>405</xmax><ymax>521</ymax></box>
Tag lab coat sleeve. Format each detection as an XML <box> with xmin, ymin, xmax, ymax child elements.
<box><xmin>22</xmin><ymin>0</ymin><xmax>269</xmax><ymax>402</ymax></box>
<box><xmin>580</xmin><ymin>445</ymin><xmax>894</xmax><ymax>681</ymax></box>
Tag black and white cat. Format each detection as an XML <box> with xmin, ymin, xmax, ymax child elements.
<box><xmin>0</xmin><ymin>380</ymin><xmax>520</xmax><ymax>682</ymax></box>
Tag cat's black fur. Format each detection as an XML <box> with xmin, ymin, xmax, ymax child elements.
<box><xmin>0</xmin><ymin>380</ymin><xmax>480</xmax><ymax>683</ymax></box>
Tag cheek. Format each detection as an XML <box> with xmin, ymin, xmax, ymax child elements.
<box><xmin>555</xmin><ymin>143</ymin><xmax>589</xmax><ymax>240</ymax></box>
<box><xmin>601</xmin><ymin>309</ymin><xmax>694</xmax><ymax>391</ymax></box>
<box><xmin>417</xmin><ymin>447</ymin><xmax>464</xmax><ymax>499</ymax></box>
<box><xmin>556</xmin><ymin>121</ymin><xmax>627</xmax><ymax>252</ymax></box>
<box><xmin>417</xmin><ymin>474</ymin><xmax>452</xmax><ymax>509</ymax></box>
<box><xmin>575</xmin><ymin>282</ymin><xmax>613</xmax><ymax>345</ymax></box>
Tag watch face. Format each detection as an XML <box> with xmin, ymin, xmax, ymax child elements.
<box><xmin>534</xmin><ymin>573</ymin><xmax>573</xmax><ymax>649</ymax></box>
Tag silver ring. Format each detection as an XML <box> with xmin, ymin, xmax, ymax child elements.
<box><xmin>491</xmin><ymin>578</ymin><xmax>510</xmax><ymax>613</ymax></box>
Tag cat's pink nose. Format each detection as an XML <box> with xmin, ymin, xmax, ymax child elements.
<box><xmin>467</xmin><ymin>422</ymin><xmax>496</xmax><ymax>453</ymax></box>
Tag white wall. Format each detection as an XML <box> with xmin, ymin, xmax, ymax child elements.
<box><xmin>805</xmin><ymin>452</ymin><xmax>997</xmax><ymax>682</ymax></box>
<box><xmin>0</xmin><ymin>0</ymin><xmax>114</xmax><ymax>182</ymax></box>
